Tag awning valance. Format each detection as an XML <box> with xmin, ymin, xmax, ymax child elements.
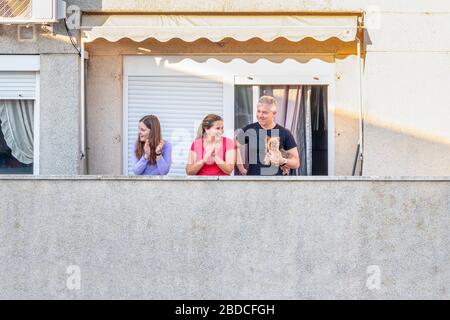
<box><xmin>81</xmin><ymin>14</ymin><xmax>359</xmax><ymax>43</ymax></box>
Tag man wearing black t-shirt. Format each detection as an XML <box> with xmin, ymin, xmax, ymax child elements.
<box><xmin>236</xmin><ymin>96</ymin><xmax>300</xmax><ymax>176</ymax></box>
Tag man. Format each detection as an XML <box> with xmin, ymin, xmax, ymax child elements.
<box><xmin>236</xmin><ymin>96</ymin><xmax>300</xmax><ymax>176</ymax></box>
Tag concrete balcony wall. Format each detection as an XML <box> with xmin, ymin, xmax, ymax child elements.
<box><xmin>0</xmin><ymin>176</ymin><xmax>449</xmax><ymax>299</ymax></box>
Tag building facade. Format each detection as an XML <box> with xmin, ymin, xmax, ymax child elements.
<box><xmin>1</xmin><ymin>0</ymin><xmax>449</xmax><ymax>176</ymax></box>
<box><xmin>1</xmin><ymin>1</ymin><xmax>450</xmax><ymax>300</ymax></box>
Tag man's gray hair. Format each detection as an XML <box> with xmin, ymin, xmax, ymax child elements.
<box><xmin>257</xmin><ymin>96</ymin><xmax>277</xmax><ymax>112</ymax></box>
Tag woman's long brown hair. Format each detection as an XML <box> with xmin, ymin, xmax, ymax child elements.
<box><xmin>135</xmin><ymin>115</ymin><xmax>162</xmax><ymax>165</ymax></box>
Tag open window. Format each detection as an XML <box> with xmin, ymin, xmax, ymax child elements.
<box><xmin>0</xmin><ymin>100</ymin><xmax>35</xmax><ymax>174</ymax></box>
<box><xmin>235</xmin><ymin>84</ymin><xmax>328</xmax><ymax>176</ymax></box>
<box><xmin>0</xmin><ymin>57</ymin><xmax>39</xmax><ymax>175</ymax></box>
<box><xmin>123</xmin><ymin>56</ymin><xmax>335</xmax><ymax>176</ymax></box>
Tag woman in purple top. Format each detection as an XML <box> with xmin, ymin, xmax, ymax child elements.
<box><xmin>132</xmin><ymin>115</ymin><xmax>172</xmax><ymax>175</ymax></box>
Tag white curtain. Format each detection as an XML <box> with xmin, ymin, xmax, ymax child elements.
<box><xmin>0</xmin><ymin>100</ymin><xmax>34</xmax><ymax>164</ymax></box>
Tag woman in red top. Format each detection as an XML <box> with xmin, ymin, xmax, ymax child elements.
<box><xmin>186</xmin><ymin>114</ymin><xmax>236</xmax><ymax>176</ymax></box>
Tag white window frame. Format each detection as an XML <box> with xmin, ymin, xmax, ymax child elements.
<box><xmin>123</xmin><ymin>56</ymin><xmax>335</xmax><ymax>175</ymax></box>
<box><xmin>234</xmin><ymin>76</ymin><xmax>335</xmax><ymax>176</ymax></box>
<box><xmin>0</xmin><ymin>55</ymin><xmax>40</xmax><ymax>175</ymax></box>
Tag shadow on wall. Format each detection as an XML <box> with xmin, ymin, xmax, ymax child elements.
<box><xmin>364</xmin><ymin>117</ymin><xmax>450</xmax><ymax>176</ymax></box>
<box><xmin>335</xmin><ymin>109</ymin><xmax>450</xmax><ymax>176</ymax></box>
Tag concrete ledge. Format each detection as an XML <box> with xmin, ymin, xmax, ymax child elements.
<box><xmin>0</xmin><ymin>175</ymin><xmax>449</xmax><ymax>181</ymax></box>
<box><xmin>1</xmin><ymin>178</ymin><xmax>449</xmax><ymax>299</ymax></box>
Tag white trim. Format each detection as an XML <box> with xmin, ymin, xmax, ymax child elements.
<box><xmin>223</xmin><ymin>75</ymin><xmax>235</xmax><ymax>139</ymax></box>
<box><xmin>0</xmin><ymin>56</ymin><xmax>39</xmax><ymax>174</ymax></box>
<box><xmin>235</xmin><ymin>76</ymin><xmax>331</xmax><ymax>86</ymax></box>
<box><xmin>327</xmin><ymin>78</ymin><xmax>336</xmax><ymax>176</ymax></box>
<box><xmin>33</xmin><ymin>72</ymin><xmax>40</xmax><ymax>175</ymax></box>
<box><xmin>122</xmin><ymin>62</ymin><xmax>129</xmax><ymax>175</ymax></box>
<box><xmin>0</xmin><ymin>55</ymin><xmax>40</xmax><ymax>71</ymax></box>
<box><xmin>0</xmin><ymin>55</ymin><xmax>40</xmax><ymax>171</ymax></box>
<box><xmin>222</xmin><ymin>76</ymin><xmax>235</xmax><ymax>175</ymax></box>
<box><xmin>252</xmin><ymin>86</ymin><xmax>260</xmax><ymax>123</ymax></box>
<box><xmin>357</xmin><ymin>39</ymin><xmax>364</xmax><ymax>175</ymax></box>
<box><xmin>124</xmin><ymin>56</ymin><xmax>334</xmax><ymax>77</ymax></box>
<box><xmin>80</xmin><ymin>42</ymin><xmax>86</xmax><ymax>174</ymax></box>
<box><xmin>238</xmin><ymin>76</ymin><xmax>335</xmax><ymax>176</ymax></box>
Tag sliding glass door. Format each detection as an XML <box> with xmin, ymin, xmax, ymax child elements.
<box><xmin>234</xmin><ymin>84</ymin><xmax>328</xmax><ymax>176</ymax></box>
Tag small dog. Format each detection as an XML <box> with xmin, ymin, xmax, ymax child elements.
<box><xmin>264</xmin><ymin>137</ymin><xmax>290</xmax><ymax>175</ymax></box>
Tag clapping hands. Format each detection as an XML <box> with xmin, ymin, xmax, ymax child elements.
<box><xmin>204</xmin><ymin>136</ymin><xmax>221</xmax><ymax>164</ymax></box>
<box><xmin>144</xmin><ymin>139</ymin><xmax>164</xmax><ymax>160</ymax></box>
<box><xmin>155</xmin><ymin>140</ymin><xmax>165</xmax><ymax>155</ymax></box>
<box><xmin>144</xmin><ymin>139</ymin><xmax>151</xmax><ymax>159</ymax></box>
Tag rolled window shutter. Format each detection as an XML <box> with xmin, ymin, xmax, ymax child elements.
<box><xmin>0</xmin><ymin>72</ymin><xmax>36</xmax><ymax>99</ymax></box>
<box><xmin>127</xmin><ymin>75</ymin><xmax>223</xmax><ymax>175</ymax></box>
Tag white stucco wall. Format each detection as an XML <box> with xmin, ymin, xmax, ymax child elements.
<box><xmin>1</xmin><ymin>0</ymin><xmax>448</xmax><ymax>175</ymax></box>
<box><xmin>362</xmin><ymin>10</ymin><xmax>450</xmax><ymax>175</ymax></box>
<box><xmin>64</xmin><ymin>1</ymin><xmax>450</xmax><ymax>175</ymax></box>
<box><xmin>0</xmin><ymin>22</ymin><xmax>81</xmax><ymax>174</ymax></box>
